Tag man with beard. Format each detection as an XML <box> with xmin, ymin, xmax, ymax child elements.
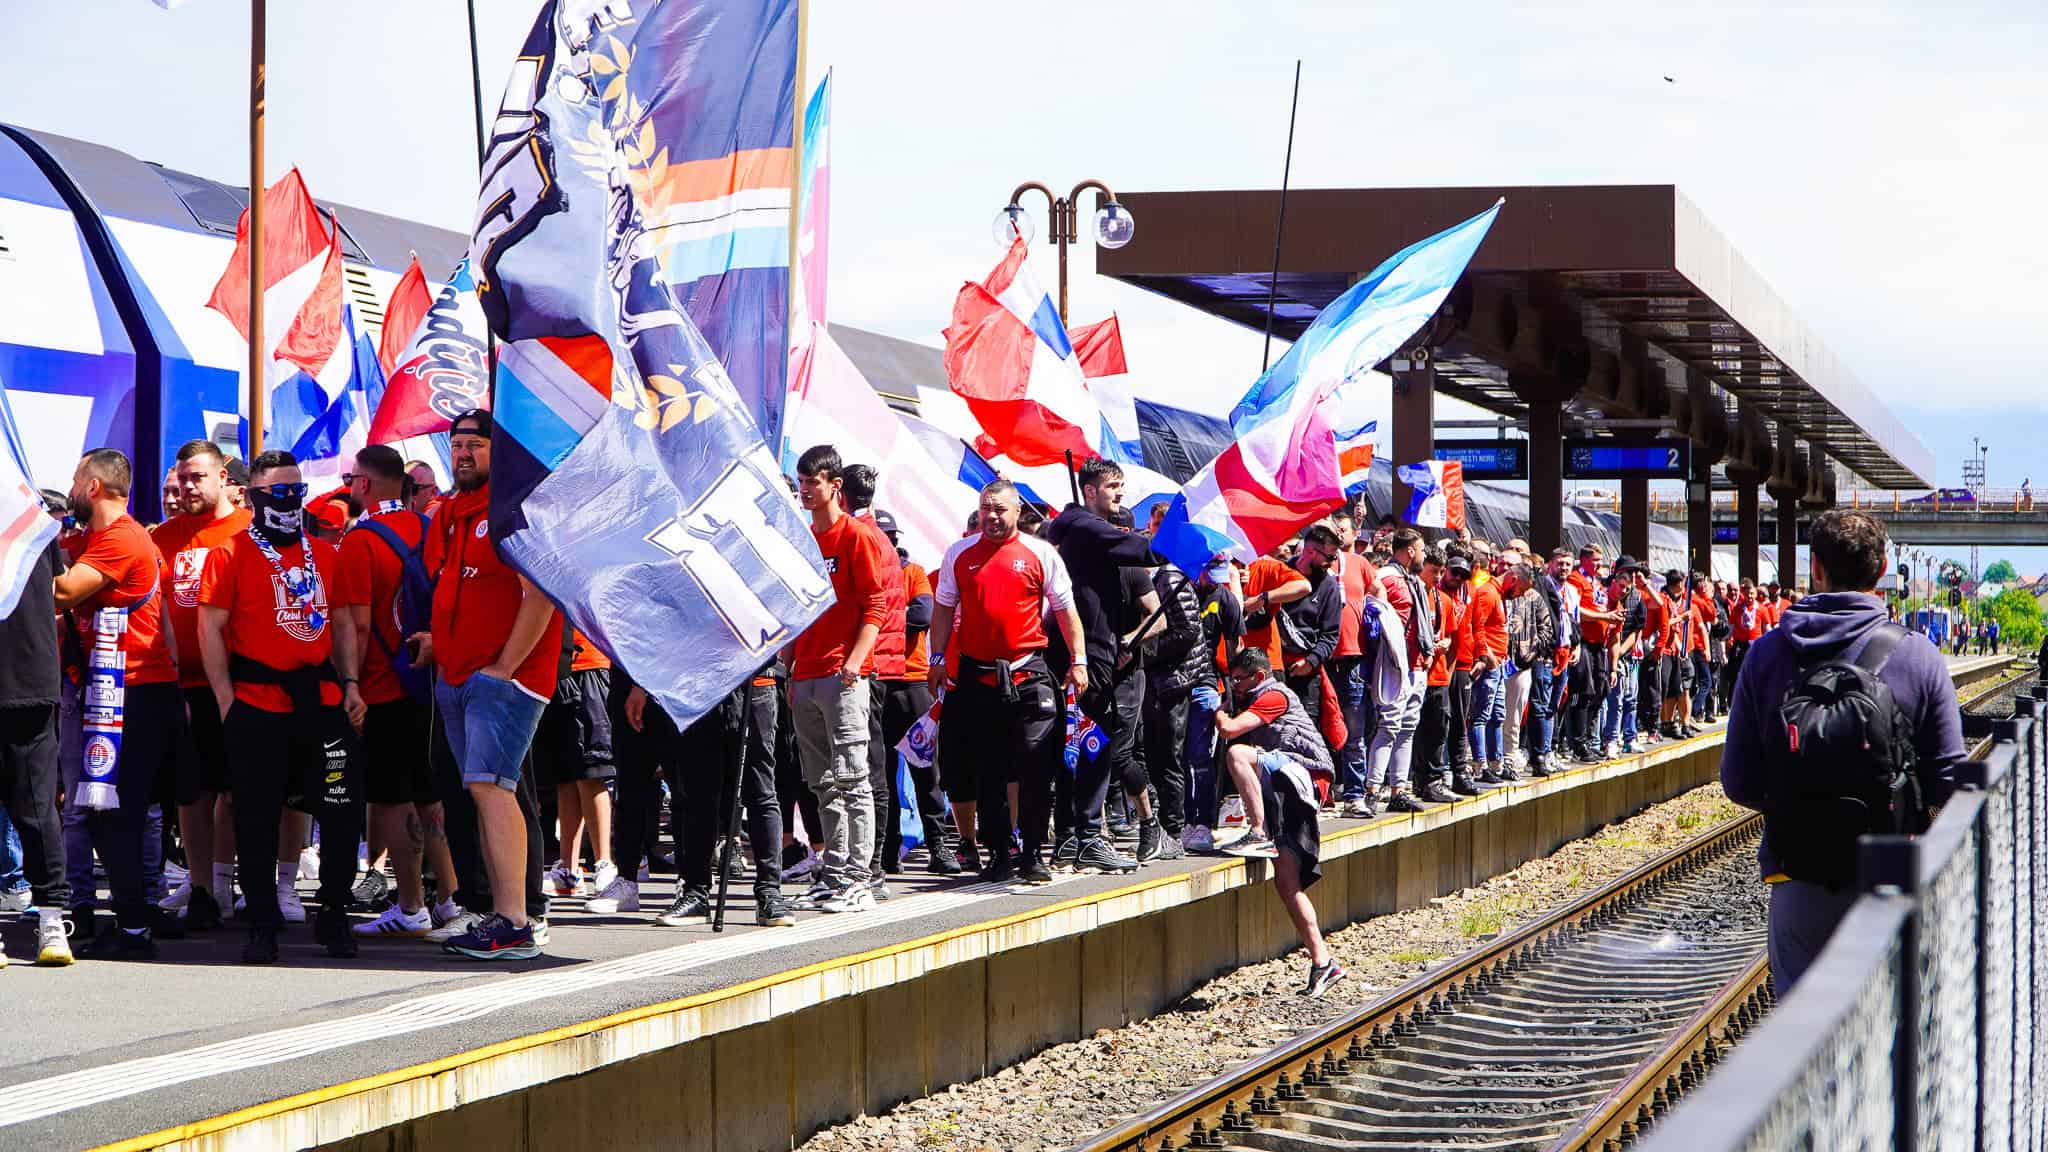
<box><xmin>412</xmin><ymin>412</ymin><xmax>561</xmax><ymax>960</ymax></box>
<box><xmin>198</xmin><ymin>450</ymin><xmax>367</xmax><ymax>963</ymax></box>
<box><xmin>150</xmin><ymin>439</ymin><xmax>249</xmax><ymax>930</ymax></box>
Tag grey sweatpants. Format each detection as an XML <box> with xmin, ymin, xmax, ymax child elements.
<box><xmin>1768</xmin><ymin>878</ymin><xmax>1860</xmax><ymax>991</ymax></box>
<box><xmin>790</xmin><ymin>675</ymin><xmax>875</xmax><ymax>892</ymax></box>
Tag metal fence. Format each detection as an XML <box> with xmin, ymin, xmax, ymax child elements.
<box><xmin>1643</xmin><ymin>687</ymin><xmax>2047</xmax><ymax>1152</ymax></box>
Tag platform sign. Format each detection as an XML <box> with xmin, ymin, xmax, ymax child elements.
<box><xmin>1433</xmin><ymin>439</ymin><xmax>1527</xmax><ymax>480</ymax></box>
<box><xmin>1561</xmin><ymin>437</ymin><xmax>1690</xmax><ymax>480</ymax></box>
<box><xmin>1713</xmin><ymin>523</ymin><xmax>1739</xmax><ymax>544</ymax></box>
<box><xmin>1755</xmin><ymin>521</ymin><xmax>1812</xmax><ymax>546</ymax></box>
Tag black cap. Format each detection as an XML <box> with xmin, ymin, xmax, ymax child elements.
<box><xmin>872</xmin><ymin>509</ymin><xmax>898</xmax><ymax>536</ymax></box>
<box><xmin>224</xmin><ymin>457</ymin><xmax>249</xmax><ymax>486</ymax></box>
<box><xmin>1446</xmin><ymin>554</ymin><xmax>1474</xmax><ymax>576</ymax></box>
<box><xmin>449</xmin><ymin>410</ymin><xmax>494</xmax><ymax>439</ymax></box>
<box><xmin>1664</xmin><ymin>568</ymin><xmax>1686</xmax><ymax>584</ymax></box>
<box><xmin>1613</xmin><ymin>554</ymin><xmax>1640</xmax><ymax>573</ymax></box>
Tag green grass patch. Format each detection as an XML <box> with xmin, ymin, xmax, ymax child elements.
<box><xmin>1390</xmin><ymin>947</ymin><xmax>1444</xmax><ymax>964</ymax></box>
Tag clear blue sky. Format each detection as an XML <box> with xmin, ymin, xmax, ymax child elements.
<box><xmin>5</xmin><ymin>1</ymin><xmax>2044</xmax><ymax>573</ymax></box>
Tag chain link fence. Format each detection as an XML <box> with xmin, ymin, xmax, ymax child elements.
<box><xmin>1643</xmin><ymin>686</ymin><xmax>2046</xmax><ymax>1151</ymax></box>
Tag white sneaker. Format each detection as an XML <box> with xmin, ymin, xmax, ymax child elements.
<box><xmin>431</xmin><ymin>899</ymin><xmax>462</xmax><ymax>927</ymax></box>
<box><xmin>530</xmin><ymin>918</ymin><xmax>551</xmax><ymax>947</ymax></box>
<box><xmin>818</xmin><ymin>885</ymin><xmax>873</xmax><ymax>914</ymax></box>
<box><xmin>298</xmin><ymin>847</ymin><xmax>320</xmax><ymax>882</ymax></box>
<box><xmin>277</xmin><ymin>882</ymin><xmax>307</xmax><ymax>923</ymax></box>
<box><xmin>1217</xmin><ymin>795</ymin><xmax>1248</xmax><ymax>830</ymax></box>
<box><xmin>164</xmin><ymin>860</ymin><xmax>189</xmax><ymax>886</ymax></box>
<box><xmin>158</xmin><ymin>880</ymin><xmax>193</xmax><ymax>912</ymax></box>
<box><xmin>36</xmin><ymin>911</ymin><xmax>73</xmax><ymax>966</ymax></box>
<box><xmin>353</xmin><ymin>904</ymin><xmax>431</xmax><ymax>938</ymax></box>
<box><xmin>866</xmin><ymin>877</ymin><xmax>892</xmax><ymax>903</ymax></box>
<box><xmin>1340</xmin><ymin>798</ymin><xmax>1374</xmax><ymax>819</ymax></box>
<box><xmin>1601</xmin><ymin>742</ymin><xmax>1618</xmax><ymax>760</ymax></box>
<box><xmin>591</xmin><ymin>859</ymin><xmax>619</xmax><ymax>895</ymax></box>
<box><xmin>545</xmin><ymin>863</ymin><xmax>583</xmax><ymax>898</ymax></box>
<box><xmin>1182</xmin><ymin>825</ymin><xmax>1216</xmax><ymax>853</ymax></box>
<box><xmin>586</xmin><ymin>877</ymin><xmax>640</xmax><ymax>914</ymax></box>
<box><xmin>424</xmin><ymin>909</ymin><xmax>484</xmax><ymax>943</ymax></box>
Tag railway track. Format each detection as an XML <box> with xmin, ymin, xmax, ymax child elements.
<box><xmin>1074</xmin><ymin>660</ymin><xmax>2028</xmax><ymax>1152</ymax></box>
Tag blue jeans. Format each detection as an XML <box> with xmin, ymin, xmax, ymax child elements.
<box><xmin>1528</xmin><ymin>660</ymin><xmax>1555</xmax><ymax>757</ymax></box>
<box><xmin>1332</xmin><ymin>658</ymin><xmax>1369</xmax><ymax>799</ymax></box>
<box><xmin>1603</xmin><ymin>657</ymin><xmax>1639</xmax><ymax>748</ymax></box>
<box><xmin>1186</xmin><ymin>692</ymin><xmax>1219</xmax><ymax>827</ymax></box>
<box><xmin>436</xmin><ymin>672</ymin><xmax>548</xmax><ymax>792</ymax></box>
<box><xmin>1468</xmin><ymin>665</ymin><xmax>1505</xmax><ymax>765</ymax></box>
<box><xmin>0</xmin><ymin>807</ymin><xmax>24</xmax><ymax>894</ymax></box>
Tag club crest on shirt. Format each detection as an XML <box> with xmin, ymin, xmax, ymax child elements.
<box><xmin>268</xmin><ymin>567</ymin><xmax>329</xmax><ymax>642</ymax></box>
<box><xmin>1013</xmin><ymin>557</ymin><xmax>1030</xmax><ymax>574</ymax></box>
<box><xmin>822</xmin><ymin>556</ymin><xmax>839</xmax><ymax>575</ymax></box>
<box><xmin>475</xmin><ymin>518</ymin><xmax>489</xmax><ymax>539</ymax></box>
<box><xmin>172</xmin><ymin>547</ymin><xmax>208</xmax><ymax>607</ymax></box>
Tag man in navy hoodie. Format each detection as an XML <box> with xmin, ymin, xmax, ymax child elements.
<box><xmin>1721</xmin><ymin>510</ymin><xmax>1962</xmax><ymax>988</ymax></box>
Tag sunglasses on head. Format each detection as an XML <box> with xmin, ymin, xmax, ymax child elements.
<box><xmin>253</xmin><ymin>482</ymin><xmax>309</xmax><ymax>500</ymax></box>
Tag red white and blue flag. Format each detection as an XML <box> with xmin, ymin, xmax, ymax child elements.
<box><xmin>943</xmin><ymin>238</ymin><xmax>1136</xmax><ymax>469</ymax></box>
<box><xmin>1397</xmin><ymin>459</ymin><xmax>1465</xmax><ymax>531</ymax></box>
<box><xmin>1337</xmin><ymin>419</ymin><xmax>1377</xmax><ymax>494</ymax></box>
<box><xmin>1152</xmin><ymin>201</ymin><xmax>1500</xmax><ymax>576</ymax></box>
<box><xmin>0</xmin><ymin>377</ymin><xmax>57</xmax><ymax>618</ymax></box>
<box><xmin>368</xmin><ymin>254</ymin><xmax>490</xmax><ymax>444</ymax></box>
<box><xmin>204</xmin><ymin>168</ymin><xmax>378</xmax><ymax>484</ymax></box>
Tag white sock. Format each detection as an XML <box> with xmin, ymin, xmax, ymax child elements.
<box><xmin>40</xmin><ymin>907</ymin><xmax>65</xmax><ymax>927</ymax></box>
<box><xmin>213</xmin><ymin>865</ymin><xmax>235</xmax><ymax>896</ymax></box>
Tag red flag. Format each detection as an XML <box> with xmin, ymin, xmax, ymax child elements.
<box><xmin>204</xmin><ymin>168</ymin><xmax>329</xmax><ymax>341</ymax></box>
<box><xmin>1069</xmin><ymin>316</ymin><xmax>1127</xmax><ymax>379</ymax></box>
<box><xmin>378</xmin><ymin>256</ymin><xmax>431</xmax><ymax>376</ymax></box>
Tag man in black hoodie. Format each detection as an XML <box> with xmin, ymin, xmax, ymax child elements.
<box><xmin>1047</xmin><ymin>459</ymin><xmax>1162</xmax><ymax>875</ymax></box>
<box><xmin>1721</xmin><ymin>510</ymin><xmax>1961</xmax><ymax>989</ymax></box>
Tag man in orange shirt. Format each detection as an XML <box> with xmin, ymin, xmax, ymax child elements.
<box><xmin>54</xmin><ymin>448</ymin><xmax>187</xmax><ymax>958</ymax></box>
<box><xmin>150</xmin><ymin>439</ymin><xmax>250</xmax><ymax>931</ymax></box>
<box><xmin>789</xmin><ymin>445</ymin><xmax>890</xmax><ymax>912</ymax></box>
<box><xmin>1563</xmin><ymin>544</ymin><xmax>1621</xmax><ymax>762</ymax></box>
<box><xmin>414</xmin><ymin>412</ymin><xmax>561</xmax><ymax>961</ymax></box>
<box><xmin>197</xmin><ymin>449</ymin><xmax>367</xmax><ymax>964</ymax></box>
<box><xmin>335</xmin><ymin>444</ymin><xmax>459</xmax><ymax>940</ymax></box>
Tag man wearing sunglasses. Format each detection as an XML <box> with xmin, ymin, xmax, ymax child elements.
<box><xmin>197</xmin><ymin>450</ymin><xmax>367</xmax><ymax>964</ymax></box>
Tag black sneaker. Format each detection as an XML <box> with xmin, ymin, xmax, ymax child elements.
<box><xmin>1304</xmin><ymin>959</ymin><xmax>1348</xmax><ymax>998</ymax></box>
<box><xmin>441</xmin><ymin>913</ymin><xmax>540</xmax><ymax>960</ymax></box>
<box><xmin>1450</xmin><ymin>773</ymin><xmax>1486</xmax><ymax>797</ymax></box>
<box><xmin>656</xmin><ymin>888</ymin><xmax>714</xmax><ymax>927</ymax></box>
<box><xmin>1386</xmin><ymin>789</ymin><xmax>1426</xmax><ymax>814</ymax></box>
<box><xmin>1150</xmin><ymin>832</ymin><xmax>1187</xmax><ymax>861</ymax></box>
<box><xmin>1017</xmin><ymin>855</ymin><xmax>1054</xmax><ymax>885</ymax></box>
<box><xmin>315</xmin><ymin>907</ymin><xmax>358</xmax><ymax>958</ymax></box>
<box><xmin>1136</xmin><ymin>820</ymin><xmax>1164</xmax><ymax>863</ymax></box>
<box><xmin>1475</xmin><ymin>766</ymin><xmax>1504</xmax><ymax>784</ymax></box>
<box><xmin>68</xmin><ymin>906</ymin><xmax>98</xmax><ymax>944</ymax></box>
<box><xmin>81</xmin><ymin>926</ymin><xmax>156</xmax><ymax>961</ymax></box>
<box><xmin>1495</xmin><ymin>763</ymin><xmax>1522</xmax><ymax>783</ymax></box>
<box><xmin>1418</xmin><ymin>782</ymin><xmax>1457</xmax><ymax>804</ymax></box>
<box><xmin>755</xmin><ymin>893</ymin><xmax>797</xmax><ymax>927</ymax></box>
<box><xmin>959</xmin><ymin>841</ymin><xmax>984</xmax><ymax>876</ymax></box>
<box><xmin>976</xmin><ymin>850</ymin><xmax>1014</xmax><ymax>884</ymax></box>
<box><xmin>926</xmin><ymin>837</ymin><xmax>963</xmax><ymax>876</ymax></box>
<box><xmin>241</xmin><ymin>923</ymin><xmax>279</xmax><ymax>965</ymax></box>
<box><xmin>151</xmin><ymin>907</ymin><xmax>187</xmax><ymax>940</ymax></box>
<box><xmin>1050</xmin><ymin>836</ymin><xmax>1080</xmax><ymax>871</ymax></box>
<box><xmin>1075</xmin><ymin>837</ymin><xmax>1138</xmax><ymax>875</ymax></box>
<box><xmin>649</xmin><ymin>853</ymin><xmax>677</xmax><ymax>875</ymax></box>
<box><xmin>185</xmin><ymin>885</ymin><xmax>224</xmax><ymax>932</ymax></box>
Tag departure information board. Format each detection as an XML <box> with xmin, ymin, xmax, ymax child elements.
<box><xmin>1561</xmin><ymin>437</ymin><xmax>1691</xmax><ymax>479</ymax></box>
<box><xmin>1433</xmin><ymin>440</ymin><xmax>1528</xmax><ymax>480</ymax></box>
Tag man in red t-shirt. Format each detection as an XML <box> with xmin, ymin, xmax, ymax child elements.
<box><xmin>197</xmin><ymin>449</ymin><xmax>367</xmax><ymax>964</ymax></box>
<box><xmin>412</xmin><ymin>412</ymin><xmax>559</xmax><ymax>961</ymax></box>
<box><xmin>1563</xmin><ymin>544</ymin><xmax>1621</xmax><ymax>762</ymax></box>
<box><xmin>150</xmin><ymin>438</ymin><xmax>251</xmax><ymax>930</ymax></box>
<box><xmin>786</xmin><ymin>446</ymin><xmax>890</xmax><ymax>912</ymax></box>
<box><xmin>334</xmin><ymin>444</ymin><xmax>459</xmax><ymax>939</ymax></box>
<box><xmin>928</xmin><ymin>478</ymin><xmax>1084</xmax><ymax>883</ymax></box>
<box><xmin>52</xmin><ymin>448</ymin><xmax>184</xmax><ymax>957</ymax></box>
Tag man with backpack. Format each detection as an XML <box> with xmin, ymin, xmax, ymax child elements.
<box><xmin>335</xmin><ymin>445</ymin><xmax>459</xmax><ymax>939</ymax></box>
<box><xmin>1721</xmin><ymin>510</ymin><xmax>1962</xmax><ymax>989</ymax></box>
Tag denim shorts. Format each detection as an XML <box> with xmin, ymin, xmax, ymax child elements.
<box><xmin>435</xmin><ymin>672</ymin><xmax>548</xmax><ymax>792</ymax></box>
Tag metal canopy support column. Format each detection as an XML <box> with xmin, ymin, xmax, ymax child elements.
<box><xmin>1391</xmin><ymin>349</ymin><xmax>1435</xmax><ymax>526</ymax></box>
<box><xmin>1526</xmin><ymin>399</ymin><xmax>1563</xmax><ymax>555</ymax></box>
<box><xmin>1727</xmin><ymin>467</ymin><xmax>1762</xmax><ymax>584</ymax></box>
<box><xmin>1688</xmin><ymin>449</ymin><xmax>1714</xmax><ymax>576</ymax></box>
<box><xmin>1621</xmin><ymin>476</ymin><xmax>1649</xmax><ymax>562</ymax></box>
<box><xmin>1775</xmin><ymin>493</ymin><xmax>1799</xmax><ymax>588</ymax></box>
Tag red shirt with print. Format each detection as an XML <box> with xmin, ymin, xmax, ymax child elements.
<box><xmin>933</xmin><ymin>531</ymin><xmax>1074</xmax><ymax>666</ymax></box>
<box><xmin>198</xmin><ymin>531</ymin><xmax>341</xmax><ymax>712</ymax></box>
<box><xmin>424</xmin><ymin>485</ymin><xmax>561</xmax><ymax>700</ymax></box>
<box><xmin>153</xmin><ymin>508</ymin><xmax>253</xmax><ymax>689</ymax></box>
<box><xmin>333</xmin><ymin>508</ymin><xmax>426</xmax><ymax>705</ymax></box>
<box><xmin>791</xmin><ymin>514</ymin><xmax>892</xmax><ymax>681</ymax></box>
<box><xmin>1732</xmin><ymin>596</ymin><xmax>1764</xmax><ymax>643</ymax></box>
<box><xmin>1567</xmin><ymin>567</ymin><xmax>1615</xmax><ymax>644</ymax></box>
<box><xmin>76</xmin><ymin>514</ymin><xmax>176</xmax><ymax>686</ymax></box>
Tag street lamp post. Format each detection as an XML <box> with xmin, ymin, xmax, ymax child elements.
<box><xmin>994</xmin><ymin>181</ymin><xmax>1135</xmax><ymax>326</ymax></box>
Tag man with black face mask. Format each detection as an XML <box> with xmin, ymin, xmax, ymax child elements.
<box><xmin>198</xmin><ymin>450</ymin><xmax>367</xmax><ymax>964</ymax></box>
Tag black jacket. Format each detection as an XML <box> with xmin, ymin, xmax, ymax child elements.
<box><xmin>1280</xmin><ymin>565</ymin><xmax>1341</xmax><ymax>673</ymax></box>
<box><xmin>0</xmin><ymin>540</ymin><xmax>60</xmax><ymax>708</ymax></box>
<box><xmin>1146</xmin><ymin>568</ymin><xmax>1210</xmax><ymax>696</ymax></box>
<box><xmin>1046</xmin><ymin>505</ymin><xmax>1161</xmax><ymax>673</ymax></box>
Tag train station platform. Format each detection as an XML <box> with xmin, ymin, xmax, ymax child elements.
<box><xmin>1</xmin><ymin>655</ymin><xmax>2013</xmax><ymax>1152</ymax></box>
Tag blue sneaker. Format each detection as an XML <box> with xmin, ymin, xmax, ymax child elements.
<box><xmin>440</xmin><ymin>913</ymin><xmax>539</xmax><ymax>961</ymax></box>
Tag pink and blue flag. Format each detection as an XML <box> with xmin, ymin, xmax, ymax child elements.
<box><xmin>944</xmin><ymin>238</ymin><xmax>1136</xmax><ymax>469</ymax></box>
<box><xmin>1153</xmin><ymin>200</ymin><xmax>1500</xmax><ymax>575</ymax></box>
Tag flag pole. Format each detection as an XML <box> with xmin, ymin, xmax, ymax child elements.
<box><xmin>464</xmin><ymin>0</ymin><xmax>497</xmax><ymax>397</ymax></box>
<box><xmin>1259</xmin><ymin>60</ymin><xmax>1301</xmax><ymax>374</ymax></box>
<box><xmin>781</xmin><ymin>0</ymin><xmax>808</xmax><ymax>455</ymax></box>
<box><xmin>247</xmin><ymin>0</ymin><xmax>267</xmax><ymax>457</ymax></box>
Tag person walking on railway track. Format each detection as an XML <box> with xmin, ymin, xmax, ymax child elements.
<box><xmin>1721</xmin><ymin>509</ymin><xmax>1962</xmax><ymax>989</ymax></box>
<box><xmin>1213</xmin><ymin>647</ymin><xmax>1345</xmax><ymax>997</ymax></box>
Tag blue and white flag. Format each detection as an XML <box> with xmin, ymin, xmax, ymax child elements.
<box><xmin>470</xmin><ymin>1</ymin><xmax>830</xmax><ymax>730</ymax></box>
<box><xmin>1396</xmin><ymin>460</ymin><xmax>1465</xmax><ymax>531</ymax></box>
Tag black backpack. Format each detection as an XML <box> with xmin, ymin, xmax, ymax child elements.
<box><xmin>354</xmin><ymin>513</ymin><xmax>435</xmax><ymax>702</ymax></box>
<box><xmin>1767</xmin><ymin>623</ymin><xmax>1926</xmax><ymax>889</ymax></box>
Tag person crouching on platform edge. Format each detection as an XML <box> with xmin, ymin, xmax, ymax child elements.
<box><xmin>1212</xmin><ymin>647</ymin><xmax>1346</xmax><ymax>998</ymax></box>
<box><xmin>1720</xmin><ymin>510</ymin><xmax>1960</xmax><ymax>990</ymax></box>
<box><xmin>196</xmin><ymin>450</ymin><xmax>366</xmax><ymax>964</ymax></box>
<box><xmin>928</xmin><ymin>478</ymin><xmax>1085</xmax><ymax>885</ymax></box>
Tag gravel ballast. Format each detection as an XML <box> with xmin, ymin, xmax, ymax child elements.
<box><xmin>797</xmin><ymin>784</ymin><xmax>1750</xmax><ymax>1152</ymax></box>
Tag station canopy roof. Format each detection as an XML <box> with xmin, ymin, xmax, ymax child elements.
<box><xmin>1097</xmin><ymin>184</ymin><xmax>1932</xmax><ymax>488</ymax></box>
